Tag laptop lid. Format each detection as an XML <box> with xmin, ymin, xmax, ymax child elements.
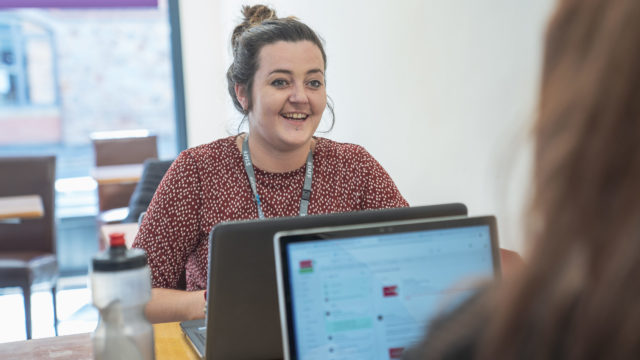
<box><xmin>202</xmin><ymin>203</ymin><xmax>467</xmax><ymax>359</ymax></box>
<box><xmin>274</xmin><ymin>216</ymin><xmax>499</xmax><ymax>360</ymax></box>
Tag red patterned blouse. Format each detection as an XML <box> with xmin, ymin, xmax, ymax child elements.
<box><xmin>132</xmin><ymin>135</ymin><xmax>408</xmax><ymax>290</ymax></box>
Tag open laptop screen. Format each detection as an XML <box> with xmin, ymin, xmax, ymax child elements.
<box><xmin>276</xmin><ymin>216</ymin><xmax>499</xmax><ymax>360</ymax></box>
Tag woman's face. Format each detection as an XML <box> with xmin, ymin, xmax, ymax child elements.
<box><xmin>240</xmin><ymin>40</ymin><xmax>327</xmax><ymax>153</ymax></box>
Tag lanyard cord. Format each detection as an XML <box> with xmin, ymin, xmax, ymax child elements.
<box><xmin>241</xmin><ymin>135</ymin><xmax>314</xmax><ymax>219</ymax></box>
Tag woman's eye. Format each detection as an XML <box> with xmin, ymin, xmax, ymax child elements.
<box><xmin>308</xmin><ymin>80</ymin><xmax>323</xmax><ymax>88</ymax></box>
<box><xmin>271</xmin><ymin>79</ymin><xmax>288</xmax><ymax>87</ymax></box>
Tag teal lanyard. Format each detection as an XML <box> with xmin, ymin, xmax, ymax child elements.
<box><xmin>241</xmin><ymin>135</ymin><xmax>313</xmax><ymax>219</ymax></box>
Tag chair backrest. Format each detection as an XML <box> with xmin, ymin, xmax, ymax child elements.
<box><xmin>92</xmin><ymin>134</ymin><xmax>159</xmax><ymax>212</ymax></box>
<box><xmin>0</xmin><ymin>156</ymin><xmax>56</xmax><ymax>253</ymax></box>
<box><xmin>92</xmin><ymin>135</ymin><xmax>158</xmax><ymax>167</ymax></box>
<box><xmin>123</xmin><ymin>158</ymin><xmax>173</xmax><ymax>223</ymax></box>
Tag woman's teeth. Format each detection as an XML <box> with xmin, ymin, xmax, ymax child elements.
<box><xmin>282</xmin><ymin>113</ymin><xmax>307</xmax><ymax>120</ymax></box>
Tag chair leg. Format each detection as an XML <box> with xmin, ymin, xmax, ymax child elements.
<box><xmin>22</xmin><ymin>285</ymin><xmax>32</xmax><ymax>340</ymax></box>
<box><xmin>51</xmin><ymin>286</ymin><xmax>58</xmax><ymax>336</ymax></box>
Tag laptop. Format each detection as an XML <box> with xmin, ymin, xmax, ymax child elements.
<box><xmin>181</xmin><ymin>203</ymin><xmax>467</xmax><ymax>359</ymax></box>
<box><xmin>274</xmin><ymin>216</ymin><xmax>500</xmax><ymax>360</ymax></box>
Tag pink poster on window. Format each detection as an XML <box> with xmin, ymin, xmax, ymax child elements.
<box><xmin>0</xmin><ymin>0</ymin><xmax>157</xmax><ymax>8</ymax></box>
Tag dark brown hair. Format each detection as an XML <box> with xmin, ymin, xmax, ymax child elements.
<box><xmin>418</xmin><ymin>0</ymin><xmax>640</xmax><ymax>358</ymax></box>
<box><xmin>226</xmin><ymin>5</ymin><xmax>334</xmax><ymax>131</ymax></box>
<box><xmin>483</xmin><ymin>0</ymin><xmax>640</xmax><ymax>358</ymax></box>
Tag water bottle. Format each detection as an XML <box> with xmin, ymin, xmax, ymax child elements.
<box><xmin>91</xmin><ymin>232</ymin><xmax>155</xmax><ymax>360</ymax></box>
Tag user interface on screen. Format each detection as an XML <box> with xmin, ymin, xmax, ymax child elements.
<box><xmin>286</xmin><ymin>225</ymin><xmax>494</xmax><ymax>360</ymax></box>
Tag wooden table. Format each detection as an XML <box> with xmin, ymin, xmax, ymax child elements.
<box><xmin>0</xmin><ymin>195</ymin><xmax>44</xmax><ymax>222</ymax></box>
<box><xmin>0</xmin><ymin>322</ymin><xmax>199</xmax><ymax>360</ymax></box>
<box><xmin>91</xmin><ymin>164</ymin><xmax>144</xmax><ymax>185</ymax></box>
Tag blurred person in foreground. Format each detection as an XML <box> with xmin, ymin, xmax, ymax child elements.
<box><xmin>405</xmin><ymin>0</ymin><xmax>640</xmax><ymax>358</ymax></box>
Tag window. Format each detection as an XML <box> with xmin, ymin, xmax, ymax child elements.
<box><xmin>0</xmin><ymin>0</ymin><xmax>186</xmax><ymax>274</ymax></box>
<box><xmin>0</xmin><ymin>15</ymin><xmax>58</xmax><ymax>108</ymax></box>
<box><xmin>0</xmin><ymin>1</ymin><xmax>184</xmax><ymax>195</ymax></box>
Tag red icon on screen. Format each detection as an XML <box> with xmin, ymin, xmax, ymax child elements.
<box><xmin>389</xmin><ymin>347</ymin><xmax>404</xmax><ymax>359</ymax></box>
<box><xmin>383</xmin><ymin>285</ymin><xmax>398</xmax><ymax>297</ymax></box>
<box><xmin>299</xmin><ymin>259</ymin><xmax>313</xmax><ymax>273</ymax></box>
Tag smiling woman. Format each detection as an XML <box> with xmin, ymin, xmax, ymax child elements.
<box><xmin>132</xmin><ymin>4</ymin><xmax>409</xmax><ymax>323</ymax></box>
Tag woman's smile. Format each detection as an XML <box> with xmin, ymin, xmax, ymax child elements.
<box><xmin>280</xmin><ymin>112</ymin><xmax>309</xmax><ymax>120</ymax></box>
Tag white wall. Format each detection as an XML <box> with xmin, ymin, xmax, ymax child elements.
<box><xmin>178</xmin><ymin>0</ymin><xmax>557</xmax><ymax>252</ymax></box>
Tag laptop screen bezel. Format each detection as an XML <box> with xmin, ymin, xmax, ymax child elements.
<box><xmin>274</xmin><ymin>215</ymin><xmax>500</xmax><ymax>360</ymax></box>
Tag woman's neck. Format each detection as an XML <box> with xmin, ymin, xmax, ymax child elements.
<box><xmin>236</xmin><ymin>134</ymin><xmax>314</xmax><ymax>173</ymax></box>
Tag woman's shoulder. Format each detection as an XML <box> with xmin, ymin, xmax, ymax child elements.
<box><xmin>181</xmin><ymin>135</ymin><xmax>238</xmax><ymax>159</ymax></box>
<box><xmin>169</xmin><ymin>135</ymin><xmax>241</xmax><ymax>175</ymax></box>
<box><xmin>314</xmin><ymin>137</ymin><xmax>372</xmax><ymax>160</ymax></box>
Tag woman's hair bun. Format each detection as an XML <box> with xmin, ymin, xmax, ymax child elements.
<box><xmin>231</xmin><ymin>5</ymin><xmax>278</xmax><ymax>51</ymax></box>
<box><xmin>242</xmin><ymin>4</ymin><xmax>277</xmax><ymax>26</ymax></box>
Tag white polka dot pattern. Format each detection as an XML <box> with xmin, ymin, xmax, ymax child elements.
<box><xmin>132</xmin><ymin>135</ymin><xmax>408</xmax><ymax>290</ymax></box>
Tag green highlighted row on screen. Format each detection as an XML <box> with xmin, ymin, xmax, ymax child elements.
<box><xmin>326</xmin><ymin>317</ymin><xmax>373</xmax><ymax>332</ymax></box>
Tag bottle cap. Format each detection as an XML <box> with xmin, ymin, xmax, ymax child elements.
<box><xmin>92</xmin><ymin>238</ymin><xmax>148</xmax><ymax>272</ymax></box>
<box><xmin>109</xmin><ymin>232</ymin><xmax>126</xmax><ymax>247</ymax></box>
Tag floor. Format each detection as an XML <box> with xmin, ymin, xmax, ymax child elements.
<box><xmin>0</xmin><ymin>276</ymin><xmax>98</xmax><ymax>344</ymax></box>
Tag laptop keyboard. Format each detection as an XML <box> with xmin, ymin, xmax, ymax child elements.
<box><xmin>194</xmin><ymin>326</ymin><xmax>206</xmax><ymax>344</ymax></box>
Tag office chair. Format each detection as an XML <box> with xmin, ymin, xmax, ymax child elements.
<box><xmin>122</xmin><ymin>158</ymin><xmax>173</xmax><ymax>223</ymax></box>
<box><xmin>0</xmin><ymin>156</ymin><xmax>58</xmax><ymax>339</ymax></box>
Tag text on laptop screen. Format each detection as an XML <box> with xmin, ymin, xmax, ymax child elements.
<box><xmin>286</xmin><ymin>225</ymin><xmax>493</xmax><ymax>359</ymax></box>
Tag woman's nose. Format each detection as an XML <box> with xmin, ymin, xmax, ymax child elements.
<box><xmin>288</xmin><ymin>84</ymin><xmax>309</xmax><ymax>104</ymax></box>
